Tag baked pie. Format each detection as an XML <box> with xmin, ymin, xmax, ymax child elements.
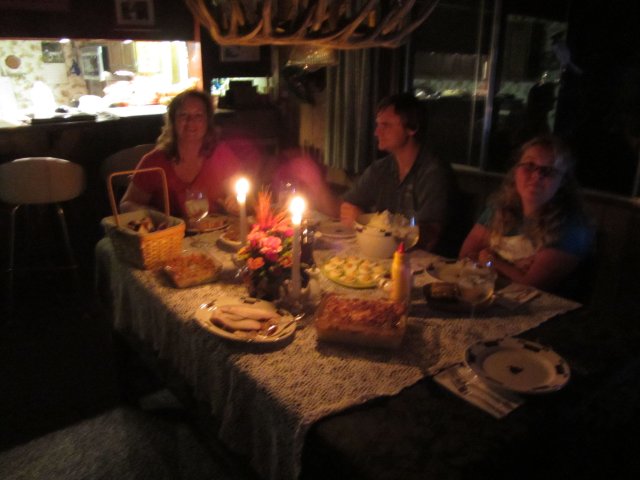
<box><xmin>315</xmin><ymin>293</ymin><xmax>407</xmax><ymax>349</ymax></box>
<box><xmin>163</xmin><ymin>252</ymin><xmax>221</xmax><ymax>288</ymax></box>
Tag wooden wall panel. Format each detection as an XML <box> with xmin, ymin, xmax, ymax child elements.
<box><xmin>0</xmin><ymin>0</ymin><xmax>194</xmax><ymax>41</ymax></box>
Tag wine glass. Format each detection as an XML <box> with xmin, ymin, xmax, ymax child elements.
<box><xmin>276</xmin><ymin>180</ymin><xmax>296</xmax><ymax>211</ymax></box>
<box><xmin>184</xmin><ymin>189</ymin><xmax>212</xmax><ymax>247</ymax></box>
<box><xmin>184</xmin><ymin>189</ymin><xmax>209</xmax><ymax>227</ymax></box>
<box><xmin>392</xmin><ymin>213</ymin><xmax>420</xmax><ymax>250</ymax></box>
<box><xmin>457</xmin><ymin>260</ymin><xmax>497</xmax><ymax>319</ymax></box>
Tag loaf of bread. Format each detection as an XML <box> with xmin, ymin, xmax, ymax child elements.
<box><xmin>315</xmin><ymin>294</ymin><xmax>407</xmax><ymax>349</ymax></box>
<box><xmin>163</xmin><ymin>252</ymin><xmax>221</xmax><ymax>288</ymax></box>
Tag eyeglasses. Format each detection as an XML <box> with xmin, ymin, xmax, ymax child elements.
<box><xmin>516</xmin><ymin>162</ymin><xmax>561</xmax><ymax>178</ymax></box>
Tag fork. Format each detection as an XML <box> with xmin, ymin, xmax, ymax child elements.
<box><xmin>264</xmin><ymin>318</ymin><xmax>297</xmax><ymax>337</ymax></box>
<box><xmin>456</xmin><ymin>367</ymin><xmax>521</xmax><ymax>410</ymax></box>
<box><xmin>449</xmin><ymin>372</ymin><xmax>509</xmax><ymax>417</ymax></box>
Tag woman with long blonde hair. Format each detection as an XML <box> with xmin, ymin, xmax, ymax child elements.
<box><xmin>120</xmin><ymin>89</ymin><xmax>252</xmax><ymax>218</ymax></box>
<box><xmin>459</xmin><ymin>135</ymin><xmax>593</xmax><ymax>291</ymax></box>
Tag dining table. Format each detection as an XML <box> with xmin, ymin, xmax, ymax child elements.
<box><xmin>94</xmin><ymin>223</ymin><xmax>632</xmax><ymax>480</ymax></box>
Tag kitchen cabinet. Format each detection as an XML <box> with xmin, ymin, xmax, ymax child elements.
<box><xmin>107</xmin><ymin>43</ymin><xmax>137</xmax><ymax>73</ymax></box>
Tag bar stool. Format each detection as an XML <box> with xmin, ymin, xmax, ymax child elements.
<box><xmin>0</xmin><ymin>157</ymin><xmax>85</xmax><ymax>304</ymax></box>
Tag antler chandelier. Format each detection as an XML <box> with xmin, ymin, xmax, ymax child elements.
<box><xmin>185</xmin><ymin>0</ymin><xmax>440</xmax><ymax>49</ymax></box>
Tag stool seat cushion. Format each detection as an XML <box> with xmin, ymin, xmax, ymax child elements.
<box><xmin>0</xmin><ymin>157</ymin><xmax>85</xmax><ymax>205</ymax></box>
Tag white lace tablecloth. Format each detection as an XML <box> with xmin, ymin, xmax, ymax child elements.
<box><xmin>95</xmin><ymin>234</ymin><xmax>580</xmax><ymax>480</ymax></box>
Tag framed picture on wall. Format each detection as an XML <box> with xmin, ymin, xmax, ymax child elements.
<box><xmin>200</xmin><ymin>29</ymin><xmax>271</xmax><ymax>80</ymax></box>
<box><xmin>115</xmin><ymin>0</ymin><xmax>155</xmax><ymax>26</ymax></box>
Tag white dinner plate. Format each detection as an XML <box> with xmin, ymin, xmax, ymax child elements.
<box><xmin>187</xmin><ymin>214</ymin><xmax>230</xmax><ymax>234</ymax></box>
<box><xmin>317</xmin><ymin>221</ymin><xmax>356</xmax><ymax>240</ymax></box>
<box><xmin>193</xmin><ymin>296</ymin><xmax>296</xmax><ymax>343</ymax></box>
<box><xmin>465</xmin><ymin>337</ymin><xmax>570</xmax><ymax>394</ymax></box>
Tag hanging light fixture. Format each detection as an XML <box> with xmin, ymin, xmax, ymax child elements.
<box><xmin>184</xmin><ymin>0</ymin><xmax>440</xmax><ymax>49</ymax></box>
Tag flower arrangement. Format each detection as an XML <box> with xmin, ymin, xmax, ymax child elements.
<box><xmin>237</xmin><ymin>190</ymin><xmax>294</xmax><ymax>299</ymax></box>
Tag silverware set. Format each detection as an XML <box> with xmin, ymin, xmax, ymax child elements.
<box><xmin>445</xmin><ymin>365</ymin><xmax>522</xmax><ymax>417</ymax></box>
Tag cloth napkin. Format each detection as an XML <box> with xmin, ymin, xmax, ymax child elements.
<box><xmin>494</xmin><ymin>283</ymin><xmax>540</xmax><ymax>310</ymax></box>
<box><xmin>434</xmin><ymin>364</ymin><xmax>524</xmax><ymax>419</ymax></box>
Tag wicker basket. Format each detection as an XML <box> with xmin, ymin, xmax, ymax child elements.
<box><xmin>101</xmin><ymin>167</ymin><xmax>185</xmax><ymax>269</ymax></box>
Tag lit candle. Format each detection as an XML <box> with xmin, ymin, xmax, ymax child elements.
<box><xmin>289</xmin><ymin>195</ymin><xmax>306</xmax><ymax>300</ymax></box>
<box><xmin>235</xmin><ymin>177</ymin><xmax>250</xmax><ymax>246</ymax></box>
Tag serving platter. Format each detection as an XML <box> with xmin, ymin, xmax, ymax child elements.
<box><xmin>465</xmin><ymin>337</ymin><xmax>570</xmax><ymax>394</ymax></box>
<box><xmin>321</xmin><ymin>255</ymin><xmax>388</xmax><ymax>289</ymax></box>
<box><xmin>193</xmin><ymin>296</ymin><xmax>296</xmax><ymax>343</ymax></box>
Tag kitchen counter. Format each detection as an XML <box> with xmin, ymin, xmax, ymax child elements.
<box><xmin>0</xmin><ymin>104</ymin><xmax>168</xmax><ymax>130</ymax></box>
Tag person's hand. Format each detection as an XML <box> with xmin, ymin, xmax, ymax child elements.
<box><xmin>340</xmin><ymin>202</ymin><xmax>362</xmax><ymax>226</ymax></box>
<box><xmin>513</xmin><ymin>255</ymin><xmax>535</xmax><ymax>272</ymax></box>
<box><xmin>478</xmin><ymin>248</ymin><xmax>496</xmax><ymax>266</ymax></box>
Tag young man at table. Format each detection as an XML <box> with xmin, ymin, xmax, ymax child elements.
<box><xmin>339</xmin><ymin>93</ymin><xmax>456</xmax><ymax>251</ymax></box>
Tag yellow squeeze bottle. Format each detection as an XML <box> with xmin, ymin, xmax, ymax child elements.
<box><xmin>390</xmin><ymin>242</ymin><xmax>412</xmax><ymax>305</ymax></box>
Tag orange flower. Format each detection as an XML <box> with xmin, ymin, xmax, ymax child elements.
<box><xmin>247</xmin><ymin>256</ymin><xmax>265</xmax><ymax>270</ymax></box>
<box><xmin>255</xmin><ymin>189</ymin><xmax>288</xmax><ymax>230</ymax></box>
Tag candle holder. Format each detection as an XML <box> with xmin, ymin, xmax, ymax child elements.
<box><xmin>279</xmin><ymin>269</ymin><xmax>321</xmax><ymax>319</ymax></box>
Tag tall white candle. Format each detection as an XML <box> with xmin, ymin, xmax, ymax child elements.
<box><xmin>235</xmin><ymin>178</ymin><xmax>250</xmax><ymax>246</ymax></box>
<box><xmin>289</xmin><ymin>196</ymin><xmax>305</xmax><ymax>300</ymax></box>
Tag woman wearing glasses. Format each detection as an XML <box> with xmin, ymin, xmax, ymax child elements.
<box><xmin>459</xmin><ymin>135</ymin><xmax>593</xmax><ymax>292</ymax></box>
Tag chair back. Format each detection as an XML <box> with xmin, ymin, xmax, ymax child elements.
<box><xmin>0</xmin><ymin>157</ymin><xmax>85</xmax><ymax>205</ymax></box>
<box><xmin>100</xmin><ymin>144</ymin><xmax>155</xmax><ymax>189</ymax></box>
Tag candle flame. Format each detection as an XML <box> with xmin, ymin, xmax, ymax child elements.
<box><xmin>289</xmin><ymin>195</ymin><xmax>305</xmax><ymax>225</ymax></box>
<box><xmin>235</xmin><ymin>177</ymin><xmax>250</xmax><ymax>202</ymax></box>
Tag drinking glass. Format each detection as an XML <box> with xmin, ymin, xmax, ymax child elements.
<box><xmin>184</xmin><ymin>189</ymin><xmax>213</xmax><ymax>247</ymax></box>
<box><xmin>276</xmin><ymin>180</ymin><xmax>296</xmax><ymax>211</ymax></box>
<box><xmin>184</xmin><ymin>189</ymin><xmax>209</xmax><ymax>226</ymax></box>
<box><xmin>457</xmin><ymin>260</ymin><xmax>497</xmax><ymax>319</ymax></box>
<box><xmin>392</xmin><ymin>213</ymin><xmax>420</xmax><ymax>250</ymax></box>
